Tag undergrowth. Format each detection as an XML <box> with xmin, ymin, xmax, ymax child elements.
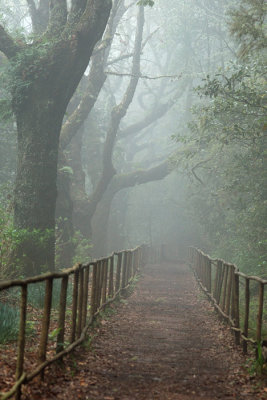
<box><xmin>0</xmin><ymin>302</ymin><xmax>19</xmax><ymax>343</ymax></box>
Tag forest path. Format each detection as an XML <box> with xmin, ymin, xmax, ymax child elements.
<box><xmin>24</xmin><ymin>262</ymin><xmax>265</xmax><ymax>399</ymax></box>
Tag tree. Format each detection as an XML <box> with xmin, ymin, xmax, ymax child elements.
<box><xmin>173</xmin><ymin>0</ymin><xmax>267</xmax><ymax>274</ymax></box>
<box><xmin>92</xmin><ymin>160</ymin><xmax>171</xmax><ymax>256</ymax></box>
<box><xmin>0</xmin><ymin>0</ymin><xmax>111</xmax><ymax>275</ymax></box>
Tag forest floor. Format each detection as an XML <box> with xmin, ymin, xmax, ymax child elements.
<box><xmin>21</xmin><ymin>261</ymin><xmax>267</xmax><ymax>399</ymax></box>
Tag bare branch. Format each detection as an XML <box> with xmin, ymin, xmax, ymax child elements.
<box><xmin>142</xmin><ymin>27</ymin><xmax>159</xmax><ymax>49</ymax></box>
<box><xmin>104</xmin><ymin>71</ymin><xmax>183</xmax><ymax>80</ymax></box>
<box><xmin>120</xmin><ymin>79</ymin><xmax>190</xmax><ymax>138</ymax></box>
<box><xmin>191</xmin><ymin>159</ymin><xmax>212</xmax><ymax>186</ymax></box>
<box><xmin>107</xmin><ymin>52</ymin><xmax>134</xmax><ymax>66</ymax></box>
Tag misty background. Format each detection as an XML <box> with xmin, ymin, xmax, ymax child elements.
<box><xmin>0</xmin><ymin>0</ymin><xmax>266</xmax><ymax>278</ymax></box>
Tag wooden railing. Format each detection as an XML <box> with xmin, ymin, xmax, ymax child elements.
<box><xmin>188</xmin><ymin>247</ymin><xmax>267</xmax><ymax>354</ymax></box>
<box><xmin>0</xmin><ymin>245</ymin><xmax>148</xmax><ymax>400</ymax></box>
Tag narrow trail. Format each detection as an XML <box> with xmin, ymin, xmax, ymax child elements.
<box><xmin>24</xmin><ymin>262</ymin><xmax>266</xmax><ymax>399</ymax></box>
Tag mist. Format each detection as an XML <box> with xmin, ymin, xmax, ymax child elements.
<box><xmin>0</xmin><ymin>0</ymin><xmax>266</xmax><ymax>277</ymax></box>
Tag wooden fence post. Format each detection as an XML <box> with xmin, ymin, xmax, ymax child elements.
<box><xmin>125</xmin><ymin>252</ymin><xmax>129</xmax><ymax>285</ymax></box>
<box><xmin>206</xmin><ymin>258</ymin><xmax>211</xmax><ymax>293</ymax></box>
<box><xmin>115</xmin><ymin>253</ymin><xmax>122</xmax><ymax>292</ymax></box>
<box><xmin>70</xmin><ymin>269</ymin><xmax>79</xmax><ymax>343</ymax></box>
<box><xmin>243</xmin><ymin>278</ymin><xmax>250</xmax><ymax>354</ymax></box>
<box><xmin>102</xmin><ymin>260</ymin><xmax>108</xmax><ymax>304</ymax></box>
<box><xmin>218</xmin><ymin>261</ymin><xmax>225</xmax><ymax>305</ymax></box>
<box><xmin>234</xmin><ymin>272</ymin><xmax>240</xmax><ymax>345</ymax></box>
<box><xmin>38</xmin><ymin>278</ymin><xmax>53</xmax><ymax>379</ymax></box>
<box><xmin>96</xmin><ymin>261</ymin><xmax>102</xmax><ymax>308</ymax></box>
<box><xmin>90</xmin><ymin>263</ymin><xmax>97</xmax><ymax>317</ymax></box>
<box><xmin>129</xmin><ymin>251</ymin><xmax>132</xmax><ymax>282</ymax></box>
<box><xmin>108</xmin><ymin>256</ymin><xmax>114</xmax><ymax>298</ymax></box>
<box><xmin>213</xmin><ymin>262</ymin><xmax>219</xmax><ymax>300</ymax></box>
<box><xmin>134</xmin><ymin>250</ymin><xmax>138</xmax><ymax>274</ymax></box>
<box><xmin>225</xmin><ymin>265</ymin><xmax>233</xmax><ymax>317</ymax></box>
<box><xmin>82</xmin><ymin>265</ymin><xmax>90</xmax><ymax>328</ymax></box>
<box><xmin>15</xmin><ymin>284</ymin><xmax>27</xmax><ymax>400</ymax></box>
<box><xmin>56</xmin><ymin>276</ymin><xmax>68</xmax><ymax>353</ymax></box>
<box><xmin>221</xmin><ymin>265</ymin><xmax>229</xmax><ymax>312</ymax></box>
<box><xmin>77</xmin><ymin>266</ymin><xmax>84</xmax><ymax>337</ymax></box>
<box><xmin>231</xmin><ymin>266</ymin><xmax>236</xmax><ymax>320</ymax></box>
<box><xmin>121</xmin><ymin>252</ymin><xmax>127</xmax><ymax>289</ymax></box>
<box><xmin>256</xmin><ymin>282</ymin><xmax>264</xmax><ymax>344</ymax></box>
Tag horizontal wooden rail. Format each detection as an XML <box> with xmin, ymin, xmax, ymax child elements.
<box><xmin>188</xmin><ymin>247</ymin><xmax>266</xmax><ymax>355</ymax></box>
<box><xmin>0</xmin><ymin>245</ymin><xmax>148</xmax><ymax>400</ymax></box>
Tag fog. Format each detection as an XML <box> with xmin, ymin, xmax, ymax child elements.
<box><xmin>0</xmin><ymin>0</ymin><xmax>266</xmax><ymax>277</ymax></box>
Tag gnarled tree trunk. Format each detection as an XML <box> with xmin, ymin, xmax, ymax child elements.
<box><xmin>0</xmin><ymin>0</ymin><xmax>112</xmax><ymax>275</ymax></box>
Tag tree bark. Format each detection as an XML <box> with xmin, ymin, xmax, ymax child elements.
<box><xmin>0</xmin><ymin>0</ymin><xmax>112</xmax><ymax>275</ymax></box>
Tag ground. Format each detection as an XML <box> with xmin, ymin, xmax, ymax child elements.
<box><xmin>21</xmin><ymin>262</ymin><xmax>267</xmax><ymax>399</ymax></box>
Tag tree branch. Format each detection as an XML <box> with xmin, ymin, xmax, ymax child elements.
<box><xmin>120</xmin><ymin>79</ymin><xmax>190</xmax><ymax>138</ymax></box>
<box><xmin>48</xmin><ymin>0</ymin><xmax>68</xmax><ymax>34</ymax></box>
<box><xmin>113</xmin><ymin>160</ymin><xmax>171</xmax><ymax>191</ymax></box>
<box><xmin>76</xmin><ymin>0</ymin><xmax>112</xmax><ymax>40</ymax></box>
<box><xmin>60</xmin><ymin>0</ymin><xmax>126</xmax><ymax>149</ymax></box>
<box><xmin>191</xmin><ymin>159</ymin><xmax>212</xmax><ymax>186</ymax></box>
<box><xmin>107</xmin><ymin>52</ymin><xmax>134</xmax><ymax>66</ymax></box>
<box><xmin>26</xmin><ymin>0</ymin><xmax>49</xmax><ymax>34</ymax></box>
<box><xmin>26</xmin><ymin>0</ymin><xmax>38</xmax><ymax>21</ymax></box>
<box><xmin>104</xmin><ymin>71</ymin><xmax>183</xmax><ymax>80</ymax></box>
<box><xmin>60</xmin><ymin>51</ymin><xmax>107</xmax><ymax>149</ymax></box>
<box><xmin>86</xmin><ymin>5</ymin><xmax>145</xmax><ymax>219</ymax></box>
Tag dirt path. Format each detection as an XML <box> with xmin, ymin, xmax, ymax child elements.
<box><xmin>23</xmin><ymin>262</ymin><xmax>267</xmax><ymax>399</ymax></box>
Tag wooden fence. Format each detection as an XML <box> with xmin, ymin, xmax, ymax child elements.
<box><xmin>0</xmin><ymin>245</ymin><xmax>147</xmax><ymax>400</ymax></box>
<box><xmin>188</xmin><ymin>247</ymin><xmax>267</xmax><ymax>354</ymax></box>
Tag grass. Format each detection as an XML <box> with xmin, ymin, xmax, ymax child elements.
<box><xmin>0</xmin><ymin>302</ymin><xmax>19</xmax><ymax>344</ymax></box>
<box><xmin>27</xmin><ymin>278</ymin><xmax>73</xmax><ymax>309</ymax></box>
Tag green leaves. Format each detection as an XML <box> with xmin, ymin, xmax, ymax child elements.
<box><xmin>171</xmin><ymin>2</ymin><xmax>267</xmax><ymax>275</ymax></box>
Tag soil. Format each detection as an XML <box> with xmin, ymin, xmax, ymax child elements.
<box><xmin>21</xmin><ymin>261</ymin><xmax>267</xmax><ymax>399</ymax></box>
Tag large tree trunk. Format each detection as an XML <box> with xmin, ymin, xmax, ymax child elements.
<box><xmin>0</xmin><ymin>1</ymin><xmax>112</xmax><ymax>276</ymax></box>
<box><xmin>13</xmin><ymin>104</ymin><xmax>64</xmax><ymax>275</ymax></box>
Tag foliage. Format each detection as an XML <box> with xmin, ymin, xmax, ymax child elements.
<box><xmin>0</xmin><ymin>188</ymin><xmax>18</xmax><ymax>279</ymax></box>
<box><xmin>246</xmin><ymin>342</ymin><xmax>267</xmax><ymax>376</ymax></box>
<box><xmin>228</xmin><ymin>0</ymin><xmax>267</xmax><ymax>58</ymax></box>
<box><xmin>172</xmin><ymin>1</ymin><xmax>267</xmax><ymax>275</ymax></box>
<box><xmin>0</xmin><ymin>189</ymin><xmax>55</xmax><ymax>279</ymax></box>
<box><xmin>72</xmin><ymin>231</ymin><xmax>93</xmax><ymax>265</ymax></box>
<box><xmin>27</xmin><ymin>278</ymin><xmax>73</xmax><ymax>309</ymax></box>
<box><xmin>0</xmin><ymin>302</ymin><xmax>19</xmax><ymax>343</ymax></box>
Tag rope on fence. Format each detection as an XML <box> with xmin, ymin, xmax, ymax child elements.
<box><xmin>0</xmin><ymin>245</ymin><xmax>149</xmax><ymax>400</ymax></box>
<box><xmin>188</xmin><ymin>247</ymin><xmax>266</xmax><ymax>355</ymax></box>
